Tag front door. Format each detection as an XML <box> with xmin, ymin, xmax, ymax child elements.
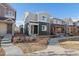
<box><xmin>7</xmin><ymin>23</ymin><xmax>12</xmax><ymax>34</ymax></box>
<box><xmin>34</xmin><ymin>25</ymin><xmax>38</xmax><ymax>34</ymax></box>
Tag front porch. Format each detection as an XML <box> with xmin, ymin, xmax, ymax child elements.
<box><xmin>0</xmin><ymin>18</ymin><xmax>15</xmax><ymax>36</ymax></box>
<box><xmin>28</xmin><ymin>22</ymin><xmax>39</xmax><ymax>36</ymax></box>
<box><xmin>0</xmin><ymin>18</ymin><xmax>15</xmax><ymax>43</ymax></box>
<box><xmin>0</xmin><ymin>22</ymin><xmax>13</xmax><ymax>36</ymax></box>
<box><xmin>50</xmin><ymin>24</ymin><xmax>64</xmax><ymax>36</ymax></box>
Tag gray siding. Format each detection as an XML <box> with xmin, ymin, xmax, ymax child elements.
<box><xmin>24</xmin><ymin>23</ymin><xmax>29</xmax><ymax>35</ymax></box>
<box><xmin>39</xmin><ymin>22</ymin><xmax>49</xmax><ymax>35</ymax></box>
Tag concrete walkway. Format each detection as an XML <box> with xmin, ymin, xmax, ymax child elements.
<box><xmin>1</xmin><ymin>43</ymin><xmax>24</xmax><ymax>56</ymax></box>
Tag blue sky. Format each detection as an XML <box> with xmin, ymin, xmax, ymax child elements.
<box><xmin>9</xmin><ymin>3</ymin><xmax>79</xmax><ymax>26</ymax></box>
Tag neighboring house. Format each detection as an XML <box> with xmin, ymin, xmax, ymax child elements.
<box><xmin>63</xmin><ymin>18</ymin><xmax>76</xmax><ymax>36</ymax></box>
<box><xmin>24</xmin><ymin>12</ymin><xmax>50</xmax><ymax>36</ymax></box>
<box><xmin>49</xmin><ymin>17</ymin><xmax>64</xmax><ymax>36</ymax></box>
<box><xmin>73</xmin><ymin>21</ymin><xmax>79</xmax><ymax>35</ymax></box>
<box><xmin>0</xmin><ymin>3</ymin><xmax>16</xmax><ymax>36</ymax></box>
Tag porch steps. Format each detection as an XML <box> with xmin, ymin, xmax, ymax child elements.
<box><xmin>1</xmin><ymin>34</ymin><xmax>12</xmax><ymax>44</ymax></box>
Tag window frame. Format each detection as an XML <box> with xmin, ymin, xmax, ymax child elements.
<box><xmin>41</xmin><ymin>25</ymin><xmax>47</xmax><ymax>31</ymax></box>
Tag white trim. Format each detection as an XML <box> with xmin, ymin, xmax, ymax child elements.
<box><xmin>4</xmin><ymin>18</ymin><xmax>15</xmax><ymax>23</ymax></box>
<box><xmin>28</xmin><ymin>23</ymin><xmax>39</xmax><ymax>35</ymax></box>
<box><xmin>41</xmin><ymin>25</ymin><xmax>47</xmax><ymax>31</ymax></box>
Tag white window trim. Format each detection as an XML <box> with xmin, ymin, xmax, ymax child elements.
<box><xmin>42</xmin><ymin>25</ymin><xmax>47</xmax><ymax>31</ymax></box>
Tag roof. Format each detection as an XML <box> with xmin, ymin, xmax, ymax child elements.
<box><xmin>0</xmin><ymin>17</ymin><xmax>15</xmax><ymax>21</ymax></box>
<box><xmin>51</xmin><ymin>24</ymin><xmax>64</xmax><ymax>26</ymax></box>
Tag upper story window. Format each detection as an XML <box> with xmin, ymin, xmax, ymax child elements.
<box><xmin>5</xmin><ymin>10</ymin><xmax>15</xmax><ymax>18</ymax></box>
<box><xmin>42</xmin><ymin>16</ymin><xmax>47</xmax><ymax>21</ymax></box>
<box><xmin>7</xmin><ymin>11</ymin><xmax>14</xmax><ymax>16</ymax></box>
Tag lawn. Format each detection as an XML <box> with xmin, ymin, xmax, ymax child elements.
<box><xmin>59</xmin><ymin>40</ymin><xmax>79</xmax><ymax>50</ymax></box>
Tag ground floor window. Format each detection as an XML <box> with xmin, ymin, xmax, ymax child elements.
<box><xmin>42</xmin><ymin>25</ymin><xmax>47</xmax><ymax>31</ymax></box>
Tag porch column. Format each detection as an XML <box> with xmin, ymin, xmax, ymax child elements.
<box><xmin>12</xmin><ymin>23</ymin><xmax>15</xmax><ymax>36</ymax></box>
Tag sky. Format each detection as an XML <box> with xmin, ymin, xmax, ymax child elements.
<box><xmin>9</xmin><ymin>3</ymin><xmax>79</xmax><ymax>27</ymax></box>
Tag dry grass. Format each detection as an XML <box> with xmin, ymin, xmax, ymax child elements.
<box><xmin>0</xmin><ymin>48</ymin><xmax>5</xmax><ymax>56</ymax></box>
<box><xmin>59</xmin><ymin>40</ymin><xmax>79</xmax><ymax>50</ymax></box>
<box><xmin>15</xmin><ymin>43</ymin><xmax>47</xmax><ymax>53</ymax></box>
<box><xmin>13</xmin><ymin>35</ymin><xmax>49</xmax><ymax>53</ymax></box>
<box><xmin>12</xmin><ymin>35</ymin><xmax>49</xmax><ymax>43</ymax></box>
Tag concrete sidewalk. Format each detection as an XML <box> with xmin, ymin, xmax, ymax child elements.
<box><xmin>2</xmin><ymin>43</ymin><xmax>24</xmax><ymax>56</ymax></box>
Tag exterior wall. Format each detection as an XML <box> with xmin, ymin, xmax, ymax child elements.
<box><xmin>24</xmin><ymin>23</ymin><xmax>29</xmax><ymax>35</ymax></box>
<box><xmin>49</xmin><ymin>18</ymin><xmax>63</xmax><ymax>25</ymax></box>
<box><xmin>74</xmin><ymin>21</ymin><xmax>79</xmax><ymax>26</ymax></box>
<box><xmin>0</xmin><ymin>3</ymin><xmax>16</xmax><ymax>20</ymax></box>
<box><xmin>37</xmin><ymin>13</ymin><xmax>49</xmax><ymax>22</ymax></box>
<box><xmin>24</xmin><ymin>12</ymin><xmax>38</xmax><ymax>23</ymax></box>
<box><xmin>76</xmin><ymin>26</ymin><xmax>79</xmax><ymax>35</ymax></box>
<box><xmin>0</xmin><ymin>4</ymin><xmax>6</xmax><ymax>16</ymax></box>
<box><xmin>24</xmin><ymin>12</ymin><xmax>49</xmax><ymax>23</ymax></box>
<box><xmin>65</xmin><ymin>26</ymin><xmax>77</xmax><ymax>36</ymax></box>
<box><xmin>0</xmin><ymin>22</ymin><xmax>7</xmax><ymax>36</ymax></box>
<box><xmin>39</xmin><ymin>22</ymin><xmax>49</xmax><ymax>35</ymax></box>
<box><xmin>64</xmin><ymin>18</ymin><xmax>74</xmax><ymax>25</ymax></box>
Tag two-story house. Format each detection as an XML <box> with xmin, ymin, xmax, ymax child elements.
<box><xmin>49</xmin><ymin>17</ymin><xmax>64</xmax><ymax>36</ymax></box>
<box><xmin>24</xmin><ymin>12</ymin><xmax>50</xmax><ymax>36</ymax></box>
<box><xmin>73</xmin><ymin>20</ymin><xmax>79</xmax><ymax>35</ymax></box>
<box><xmin>0</xmin><ymin>3</ymin><xmax>16</xmax><ymax>43</ymax></box>
<box><xmin>0</xmin><ymin>3</ymin><xmax>16</xmax><ymax>36</ymax></box>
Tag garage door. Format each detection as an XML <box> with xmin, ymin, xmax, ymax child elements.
<box><xmin>0</xmin><ymin>23</ymin><xmax>7</xmax><ymax>36</ymax></box>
